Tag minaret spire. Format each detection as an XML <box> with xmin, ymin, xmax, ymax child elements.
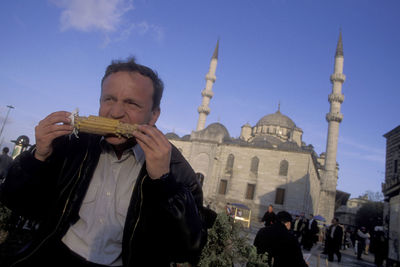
<box><xmin>335</xmin><ymin>30</ymin><xmax>343</xmax><ymax>57</ymax></box>
<box><xmin>318</xmin><ymin>31</ymin><xmax>346</xmax><ymax>223</ymax></box>
<box><xmin>196</xmin><ymin>40</ymin><xmax>219</xmax><ymax>131</ymax></box>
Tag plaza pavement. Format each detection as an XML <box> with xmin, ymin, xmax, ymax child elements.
<box><xmin>306</xmin><ymin>243</ymin><xmax>375</xmax><ymax>267</ymax></box>
<box><xmin>246</xmin><ymin>224</ymin><xmax>376</xmax><ymax>267</ymax></box>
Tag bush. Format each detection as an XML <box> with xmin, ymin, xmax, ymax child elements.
<box><xmin>198</xmin><ymin>213</ymin><xmax>268</xmax><ymax>267</ymax></box>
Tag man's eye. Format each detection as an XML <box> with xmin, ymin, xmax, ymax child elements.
<box><xmin>127</xmin><ymin>101</ymin><xmax>138</xmax><ymax>106</ymax></box>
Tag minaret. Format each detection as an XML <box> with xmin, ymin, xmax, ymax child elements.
<box><xmin>319</xmin><ymin>32</ymin><xmax>346</xmax><ymax>222</ymax></box>
<box><xmin>196</xmin><ymin>40</ymin><xmax>219</xmax><ymax>131</ymax></box>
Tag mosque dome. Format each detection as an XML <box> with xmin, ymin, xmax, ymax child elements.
<box><xmin>205</xmin><ymin>123</ymin><xmax>230</xmax><ymax>140</ymax></box>
<box><xmin>165</xmin><ymin>132</ymin><xmax>180</xmax><ymax>140</ymax></box>
<box><xmin>256</xmin><ymin>110</ymin><xmax>296</xmax><ymax>129</ymax></box>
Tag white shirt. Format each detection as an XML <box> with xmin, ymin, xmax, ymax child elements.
<box><xmin>62</xmin><ymin>142</ymin><xmax>144</xmax><ymax>266</ymax></box>
<box><xmin>330</xmin><ymin>225</ymin><xmax>337</xmax><ymax>238</ymax></box>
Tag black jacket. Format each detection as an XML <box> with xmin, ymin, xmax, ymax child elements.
<box><xmin>0</xmin><ymin>134</ymin><xmax>206</xmax><ymax>266</ymax></box>
<box><xmin>327</xmin><ymin>225</ymin><xmax>343</xmax><ymax>250</ymax></box>
<box><xmin>254</xmin><ymin>223</ymin><xmax>308</xmax><ymax>267</ymax></box>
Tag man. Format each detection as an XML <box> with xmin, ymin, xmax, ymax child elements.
<box><xmin>371</xmin><ymin>226</ymin><xmax>388</xmax><ymax>267</ymax></box>
<box><xmin>326</xmin><ymin>218</ymin><xmax>343</xmax><ymax>262</ymax></box>
<box><xmin>0</xmin><ymin>58</ymin><xmax>206</xmax><ymax>266</ymax></box>
<box><xmin>0</xmin><ymin>147</ymin><xmax>13</xmax><ymax>181</ymax></box>
<box><xmin>356</xmin><ymin>226</ymin><xmax>370</xmax><ymax>260</ymax></box>
<box><xmin>302</xmin><ymin>214</ymin><xmax>319</xmax><ymax>250</ymax></box>
<box><xmin>261</xmin><ymin>204</ymin><xmax>277</xmax><ymax>226</ymax></box>
<box><xmin>254</xmin><ymin>211</ymin><xmax>308</xmax><ymax>267</ymax></box>
<box><xmin>292</xmin><ymin>213</ymin><xmax>305</xmax><ymax>241</ymax></box>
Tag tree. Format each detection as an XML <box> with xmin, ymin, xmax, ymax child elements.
<box><xmin>198</xmin><ymin>212</ymin><xmax>268</xmax><ymax>267</ymax></box>
<box><xmin>355</xmin><ymin>201</ymin><xmax>383</xmax><ymax>232</ymax></box>
<box><xmin>364</xmin><ymin>190</ymin><xmax>384</xmax><ymax>202</ymax></box>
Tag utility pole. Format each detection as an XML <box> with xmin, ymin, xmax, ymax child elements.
<box><xmin>0</xmin><ymin>105</ymin><xmax>15</xmax><ymax>144</ymax></box>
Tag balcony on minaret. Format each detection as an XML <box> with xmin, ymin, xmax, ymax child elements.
<box><xmin>326</xmin><ymin>112</ymin><xmax>343</xmax><ymax>123</ymax></box>
<box><xmin>201</xmin><ymin>89</ymin><xmax>214</xmax><ymax>98</ymax></box>
<box><xmin>198</xmin><ymin>105</ymin><xmax>210</xmax><ymax>115</ymax></box>
<box><xmin>205</xmin><ymin>73</ymin><xmax>216</xmax><ymax>82</ymax></box>
<box><xmin>330</xmin><ymin>73</ymin><xmax>346</xmax><ymax>83</ymax></box>
<box><xmin>328</xmin><ymin>93</ymin><xmax>345</xmax><ymax>104</ymax></box>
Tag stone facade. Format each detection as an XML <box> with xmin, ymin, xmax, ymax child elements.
<box><xmin>382</xmin><ymin>125</ymin><xmax>400</xmax><ymax>265</ymax></box>
<box><xmin>168</xmin><ymin>120</ymin><xmax>324</xmax><ymax>221</ymax></box>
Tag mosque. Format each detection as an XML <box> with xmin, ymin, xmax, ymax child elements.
<box><xmin>166</xmin><ymin>33</ymin><xmax>346</xmax><ymax>224</ymax></box>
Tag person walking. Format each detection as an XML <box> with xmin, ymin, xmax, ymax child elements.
<box><xmin>302</xmin><ymin>214</ymin><xmax>319</xmax><ymax>250</ymax></box>
<box><xmin>261</xmin><ymin>204</ymin><xmax>277</xmax><ymax>227</ymax></box>
<box><xmin>357</xmin><ymin>226</ymin><xmax>369</xmax><ymax>260</ymax></box>
<box><xmin>254</xmin><ymin>210</ymin><xmax>308</xmax><ymax>267</ymax></box>
<box><xmin>371</xmin><ymin>226</ymin><xmax>388</xmax><ymax>267</ymax></box>
<box><xmin>0</xmin><ymin>147</ymin><xmax>13</xmax><ymax>181</ymax></box>
<box><xmin>326</xmin><ymin>218</ymin><xmax>343</xmax><ymax>262</ymax></box>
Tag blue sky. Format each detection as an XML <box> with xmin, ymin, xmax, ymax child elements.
<box><xmin>1</xmin><ymin>0</ymin><xmax>399</xmax><ymax>199</ymax></box>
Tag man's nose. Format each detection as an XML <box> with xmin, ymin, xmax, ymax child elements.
<box><xmin>109</xmin><ymin>103</ymin><xmax>125</xmax><ymax>119</ymax></box>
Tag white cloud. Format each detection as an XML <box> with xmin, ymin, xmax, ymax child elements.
<box><xmin>53</xmin><ymin>0</ymin><xmax>134</xmax><ymax>32</ymax></box>
<box><xmin>52</xmin><ymin>0</ymin><xmax>164</xmax><ymax>45</ymax></box>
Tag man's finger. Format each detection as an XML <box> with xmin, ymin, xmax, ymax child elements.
<box><xmin>40</xmin><ymin>111</ymin><xmax>71</xmax><ymax>126</ymax></box>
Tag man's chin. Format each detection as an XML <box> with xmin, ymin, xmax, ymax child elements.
<box><xmin>104</xmin><ymin>136</ymin><xmax>136</xmax><ymax>149</ymax></box>
<box><xmin>104</xmin><ymin>136</ymin><xmax>128</xmax><ymax>146</ymax></box>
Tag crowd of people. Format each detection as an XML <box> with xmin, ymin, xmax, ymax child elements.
<box><xmin>254</xmin><ymin>205</ymin><xmax>389</xmax><ymax>267</ymax></box>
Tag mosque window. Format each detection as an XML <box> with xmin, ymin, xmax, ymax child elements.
<box><xmin>245</xmin><ymin>184</ymin><xmax>256</xmax><ymax>200</ymax></box>
<box><xmin>279</xmin><ymin>160</ymin><xmax>289</xmax><ymax>176</ymax></box>
<box><xmin>250</xmin><ymin>156</ymin><xmax>259</xmax><ymax>176</ymax></box>
<box><xmin>196</xmin><ymin>173</ymin><xmax>205</xmax><ymax>187</ymax></box>
<box><xmin>275</xmin><ymin>188</ymin><xmax>285</xmax><ymax>205</ymax></box>
<box><xmin>225</xmin><ymin>154</ymin><xmax>235</xmax><ymax>174</ymax></box>
<box><xmin>218</xmin><ymin>179</ymin><xmax>228</xmax><ymax>195</ymax></box>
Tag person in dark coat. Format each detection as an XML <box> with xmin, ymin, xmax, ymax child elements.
<box><xmin>0</xmin><ymin>58</ymin><xmax>206</xmax><ymax>267</ymax></box>
<box><xmin>371</xmin><ymin>226</ymin><xmax>388</xmax><ymax>267</ymax></box>
<box><xmin>261</xmin><ymin>204</ymin><xmax>277</xmax><ymax>226</ymax></box>
<box><xmin>0</xmin><ymin>147</ymin><xmax>13</xmax><ymax>181</ymax></box>
<box><xmin>292</xmin><ymin>213</ymin><xmax>305</xmax><ymax>240</ymax></box>
<box><xmin>326</xmin><ymin>218</ymin><xmax>343</xmax><ymax>262</ymax></box>
<box><xmin>302</xmin><ymin>214</ymin><xmax>319</xmax><ymax>250</ymax></box>
<box><xmin>254</xmin><ymin>211</ymin><xmax>308</xmax><ymax>267</ymax></box>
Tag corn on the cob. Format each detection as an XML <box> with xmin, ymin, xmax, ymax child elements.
<box><xmin>73</xmin><ymin>115</ymin><xmax>138</xmax><ymax>138</ymax></box>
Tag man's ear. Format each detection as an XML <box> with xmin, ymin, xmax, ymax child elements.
<box><xmin>149</xmin><ymin>107</ymin><xmax>160</xmax><ymax>126</ymax></box>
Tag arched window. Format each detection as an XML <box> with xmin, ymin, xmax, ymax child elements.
<box><xmin>225</xmin><ymin>154</ymin><xmax>234</xmax><ymax>174</ymax></box>
<box><xmin>279</xmin><ymin>160</ymin><xmax>289</xmax><ymax>176</ymax></box>
<box><xmin>196</xmin><ymin>173</ymin><xmax>205</xmax><ymax>187</ymax></box>
<box><xmin>250</xmin><ymin>156</ymin><xmax>259</xmax><ymax>176</ymax></box>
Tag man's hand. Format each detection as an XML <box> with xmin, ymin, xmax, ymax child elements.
<box><xmin>34</xmin><ymin>111</ymin><xmax>73</xmax><ymax>162</ymax></box>
<box><xmin>132</xmin><ymin>125</ymin><xmax>171</xmax><ymax>179</ymax></box>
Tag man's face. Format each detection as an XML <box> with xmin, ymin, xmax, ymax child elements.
<box><xmin>99</xmin><ymin>71</ymin><xmax>160</xmax><ymax>146</ymax></box>
<box><xmin>268</xmin><ymin>206</ymin><xmax>273</xmax><ymax>212</ymax></box>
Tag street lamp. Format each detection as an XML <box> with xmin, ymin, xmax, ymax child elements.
<box><xmin>0</xmin><ymin>105</ymin><xmax>15</xmax><ymax>142</ymax></box>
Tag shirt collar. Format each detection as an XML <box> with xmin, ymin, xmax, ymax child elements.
<box><xmin>100</xmin><ymin>137</ymin><xmax>144</xmax><ymax>162</ymax></box>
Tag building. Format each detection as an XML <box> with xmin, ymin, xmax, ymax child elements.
<box><xmin>335</xmin><ymin>195</ymin><xmax>369</xmax><ymax>227</ymax></box>
<box><xmin>167</xmin><ymin>33</ymin><xmax>346</xmax><ymax>224</ymax></box>
<box><xmin>382</xmin><ymin>125</ymin><xmax>400</xmax><ymax>265</ymax></box>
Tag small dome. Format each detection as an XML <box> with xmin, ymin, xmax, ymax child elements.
<box><xmin>251</xmin><ymin>135</ymin><xmax>281</xmax><ymax>147</ymax></box>
<box><xmin>278</xmin><ymin>141</ymin><xmax>300</xmax><ymax>151</ymax></box>
<box><xmin>204</xmin><ymin>123</ymin><xmax>230</xmax><ymax>139</ymax></box>
<box><xmin>181</xmin><ymin>134</ymin><xmax>191</xmax><ymax>141</ymax></box>
<box><xmin>256</xmin><ymin>110</ymin><xmax>296</xmax><ymax>129</ymax></box>
<box><xmin>165</xmin><ymin>132</ymin><xmax>180</xmax><ymax>140</ymax></box>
